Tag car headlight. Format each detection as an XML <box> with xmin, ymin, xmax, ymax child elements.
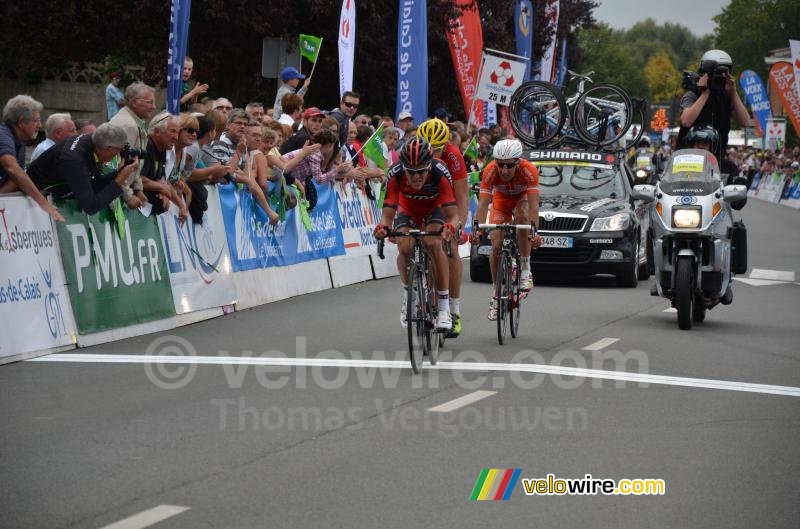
<box><xmin>635</xmin><ymin>169</ymin><xmax>647</xmax><ymax>178</ymax></box>
<box><xmin>672</xmin><ymin>207</ymin><xmax>702</xmax><ymax>228</ymax></box>
<box><xmin>590</xmin><ymin>213</ymin><xmax>630</xmax><ymax>231</ymax></box>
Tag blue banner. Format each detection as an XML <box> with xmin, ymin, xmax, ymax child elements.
<box><xmin>739</xmin><ymin>70</ymin><xmax>771</xmax><ymax>137</ymax></box>
<box><xmin>167</xmin><ymin>0</ymin><xmax>192</xmax><ymax>115</ymax></box>
<box><xmin>396</xmin><ymin>0</ymin><xmax>428</xmax><ymax>123</ymax></box>
<box><xmin>514</xmin><ymin>0</ymin><xmax>534</xmax><ymax>81</ymax></box>
<box><xmin>218</xmin><ymin>182</ymin><xmax>345</xmax><ymax>271</ymax></box>
<box><xmin>555</xmin><ymin>38</ymin><xmax>568</xmax><ymax>87</ymax></box>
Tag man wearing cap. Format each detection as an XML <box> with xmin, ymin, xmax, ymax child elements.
<box><xmin>273</xmin><ymin>67</ymin><xmax>310</xmax><ymax>121</ymax></box>
<box><xmin>395</xmin><ymin>112</ymin><xmax>415</xmax><ymax>151</ymax></box>
<box><xmin>280</xmin><ymin>107</ymin><xmax>325</xmax><ymax>154</ymax></box>
<box><xmin>105</xmin><ymin>72</ymin><xmax>125</xmax><ymax>121</ymax></box>
<box><xmin>29</xmin><ymin>123</ymin><xmax>139</xmax><ymax>215</ymax></box>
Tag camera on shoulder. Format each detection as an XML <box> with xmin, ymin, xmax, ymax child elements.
<box><xmin>683</xmin><ymin>60</ymin><xmax>729</xmax><ymax>93</ymax></box>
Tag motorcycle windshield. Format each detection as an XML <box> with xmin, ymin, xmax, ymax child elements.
<box><xmin>659</xmin><ymin>149</ymin><xmax>721</xmax><ymax>196</ymax></box>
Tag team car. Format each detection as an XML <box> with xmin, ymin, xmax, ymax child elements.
<box><xmin>470</xmin><ymin>149</ymin><xmax>651</xmax><ymax>287</ymax></box>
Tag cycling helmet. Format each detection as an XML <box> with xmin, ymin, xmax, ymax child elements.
<box><xmin>700</xmin><ymin>49</ymin><xmax>732</xmax><ymax>71</ymax></box>
<box><xmin>492</xmin><ymin>139</ymin><xmax>523</xmax><ymax>161</ymax></box>
<box><xmin>686</xmin><ymin>125</ymin><xmax>719</xmax><ymax>150</ymax></box>
<box><xmin>417</xmin><ymin>117</ymin><xmax>450</xmax><ymax>148</ymax></box>
<box><xmin>399</xmin><ymin>137</ymin><xmax>434</xmax><ymax>169</ymax></box>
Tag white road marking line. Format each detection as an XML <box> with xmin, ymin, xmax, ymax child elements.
<box><xmin>749</xmin><ymin>269</ymin><xmax>796</xmax><ymax>282</ymax></box>
<box><xmin>582</xmin><ymin>337</ymin><xmax>620</xmax><ymax>351</ymax></box>
<box><xmin>734</xmin><ymin>278</ymin><xmax>787</xmax><ymax>287</ymax></box>
<box><xmin>428</xmin><ymin>390</ymin><xmax>497</xmax><ymax>412</ymax></box>
<box><xmin>663</xmin><ymin>308</ymin><xmax>677</xmax><ymax>313</ymax></box>
<box><xmin>29</xmin><ymin>354</ymin><xmax>800</xmax><ymax>398</ymax></box>
<box><xmin>98</xmin><ymin>505</ymin><xmax>189</xmax><ymax>529</ymax></box>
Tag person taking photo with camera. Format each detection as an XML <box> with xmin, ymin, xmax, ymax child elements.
<box><xmin>677</xmin><ymin>49</ymin><xmax>750</xmax><ymax>161</ymax></box>
<box><xmin>28</xmin><ymin>123</ymin><xmax>139</xmax><ymax>215</ymax></box>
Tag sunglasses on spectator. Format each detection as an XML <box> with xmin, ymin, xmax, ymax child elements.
<box><xmin>343</xmin><ymin>102</ymin><xmax>359</xmax><ymax>109</ymax></box>
<box><xmin>182</xmin><ymin>127</ymin><xmax>198</xmax><ymax>134</ymax></box>
<box><xmin>497</xmin><ymin>161</ymin><xmax>518</xmax><ymax>169</ymax></box>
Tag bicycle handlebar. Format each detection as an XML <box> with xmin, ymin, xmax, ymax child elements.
<box><xmin>376</xmin><ymin>228</ymin><xmax>452</xmax><ymax>260</ymax></box>
<box><xmin>477</xmin><ymin>223</ymin><xmax>535</xmax><ymax>231</ymax></box>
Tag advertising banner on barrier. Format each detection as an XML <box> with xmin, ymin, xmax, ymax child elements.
<box><xmin>334</xmin><ymin>181</ymin><xmax>381</xmax><ymax>256</ymax></box>
<box><xmin>0</xmin><ymin>196</ymin><xmax>76</xmax><ymax>358</ymax></box>
<box><xmin>157</xmin><ymin>186</ymin><xmax>236</xmax><ymax>314</ymax></box>
<box><xmin>56</xmin><ymin>199</ymin><xmax>175</xmax><ymax>334</ymax></box>
<box><xmin>218</xmin><ymin>182</ymin><xmax>345</xmax><ymax>271</ymax></box>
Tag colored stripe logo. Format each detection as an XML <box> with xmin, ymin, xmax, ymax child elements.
<box><xmin>470</xmin><ymin>469</ymin><xmax>522</xmax><ymax>500</ymax></box>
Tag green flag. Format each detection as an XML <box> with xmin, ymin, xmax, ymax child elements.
<box><xmin>463</xmin><ymin>136</ymin><xmax>479</xmax><ymax>161</ymax></box>
<box><xmin>468</xmin><ymin>171</ymin><xmax>481</xmax><ymax>199</ymax></box>
<box><xmin>299</xmin><ymin>34</ymin><xmax>322</xmax><ymax>63</ymax></box>
<box><xmin>361</xmin><ymin>124</ymin><xmax>386</xmax><ymax>170</ymax></box>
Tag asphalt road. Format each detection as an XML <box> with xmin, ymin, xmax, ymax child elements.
<box><xmin>2</xmin><ymin>197</ymin><xmax>799</xmax><ymax>529</ymax></box>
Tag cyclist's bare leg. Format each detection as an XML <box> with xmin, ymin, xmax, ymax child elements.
<box><xmin>422</xmin><ymin>224</ymin><xmax>449</xmax><ymax>292</ymax></box>
<box><xmin>447</xmin><ymin>238</ymin><xmax>462</xmax><ymax>298</ymax></box>
<box><xmin>395</xmin><ymin>227</ymin><xmax>414</xmax><ymax>285</ymax></box>
<box><xmin>514</xmin><ymin>200</ymin><xmax>531</xmax><ymax>258</ymax></box>
<box><xmin>489</xmin><ymin>228</ymin><xmax>504</xmax><ymax>284</ymax></box>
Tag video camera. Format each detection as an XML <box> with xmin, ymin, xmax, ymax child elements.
<box><xmin>681</xmin><ymin>59</ymin><xmax>730</xmax><ymax>93</ymax></box>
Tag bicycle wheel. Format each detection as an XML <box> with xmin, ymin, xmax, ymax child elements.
<box><xmin>407</xmin><ymin>263</ymin><xmax>425</xmax><ymax>374</ymax></box>
<box><xmin>424</xmin><ymin>267</ymin><xmax>440</xmax><ymax>365</ymax></box>
<box><xmin>510</xmin><ymin>258</ymin><xmax>521</xmax><ymax>338</ymax></box>
<box><xmin>509</xmin><ymin>81</ymin><xmax>568</xmax><ymax>147</ymax></box>
<box><xmin>496</xmin><ymin>253</ymin><xmax>510</xmax><ymax>345</ymax></box>
<box><xmin>573</xmin><ymin>82</ymin><xmax>633</xmax><ymax>146</ymax></box>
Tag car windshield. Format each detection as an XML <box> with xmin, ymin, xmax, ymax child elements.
<box><xmin>660</xmin><ymin>149</ymin><xmax>721</xmax><ymax>196</ymax></box>
<box><xmin>537</xmin><ymin>164</ymin><xmax>625</xmax><ymax>198</ymax></box>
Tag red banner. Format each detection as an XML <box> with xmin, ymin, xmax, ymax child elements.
<box><xmin>445</xmin><ymin>1</ymin><xmax>484</xmax><ymax>128</ymax></box>
<box><xmin>769</xmin><ymin>62</ymin><xmax>800</xmax><ymax>137</ymax></box>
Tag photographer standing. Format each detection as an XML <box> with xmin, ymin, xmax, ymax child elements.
<box><xmin>29</xmin><ymin>123</ymin><xmax>139</xmax><ymax>215</ymax></box>
<box><xmin>677</xmin><ymin>50</ymin><xmax>750</xmax><ymax>160</ymax></box>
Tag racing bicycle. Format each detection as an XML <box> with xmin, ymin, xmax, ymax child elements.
<box><xmin>377</xmin><ymin>229</ymin><xmax>450</xmax><ymax>373</ymax></box>
<box><xmin>509</xmin><ymin>71</ymin><xmax>633</xmax><ymax>148</ymax></box>
<box><xmin>476</xmin><ymin>223</ymin><xmax>535</xmax><ymax>345</ymax></box>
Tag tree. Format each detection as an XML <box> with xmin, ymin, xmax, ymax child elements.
<box><xmin>572</xmin><ymin>24</ymin><xmax>648</xmax><ymax>99</ymax></box>
<box><xmin>644</xmin><ymin>52</ymin><xmax>681</xmax><ymax>103</ymax></box>
<box><xmin>713</xmin><ymin>0</ymin><xmax>800</xmax><ymax>83</ymax></box>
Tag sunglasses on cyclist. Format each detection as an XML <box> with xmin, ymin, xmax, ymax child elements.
<box><xmin>405</xmin><ymin>165</ymin><xmax>430</xmax><ymax>175</ymax></box>
<box><xmin>497</xmin><ymin>161</ymin><xmax>518</xmax><ymax>169</ymax></box>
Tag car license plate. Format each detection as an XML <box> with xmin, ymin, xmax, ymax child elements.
<box><xmin>477</xmin><ymin>245</ymin><xmax>492</xmax><ymax>256</ymax></box>
<box><xmin>540</xmin><ymin>236</ymin><xmax>573</xmax><ymax>248</ymax></box>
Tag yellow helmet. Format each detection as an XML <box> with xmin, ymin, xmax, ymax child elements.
<box><xmin>417</xmin><ymin>117</ymin><xmax>450</xmax><ymax>148</ymax></box>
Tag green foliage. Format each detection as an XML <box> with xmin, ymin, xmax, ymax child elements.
<box><xmin>572</xmin><ymin>24</ymin><xmax>648</xmax><ymax>98</ymax></box>
<box><xmin>714</xmin><ymin>0</ymin><xmax>800</xmax><ymax>82</ymax></box>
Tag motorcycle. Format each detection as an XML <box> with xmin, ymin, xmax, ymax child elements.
<box><xmin>631</xmin><ymin>149</ymin><xmax>747</xmax><ymax>330</ymax></box>
<box><xmin>632</xmin><ymin>149</ymin><xmax>659</xmax><ymax>185</ymax></box>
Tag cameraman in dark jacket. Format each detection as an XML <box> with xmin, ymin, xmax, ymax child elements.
<box><xmin>29</xmin><ymin>123</ymin><xmax>139</xmax><ymax>215</ymax></box>
<box><xmin>677</xmin><ymin>49</ymin><xmax>750</xmax><ymax>161</ymax></box>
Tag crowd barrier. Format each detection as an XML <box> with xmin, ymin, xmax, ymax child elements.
<box><xmin>1</xmin><ymin>182</ymin><xmax>481</xmax><ymax>364</ymax></box>
<box><xmin>748</xmin><ymin>171</ymin><xmax>800</xmax><ymax>208</ymax></box>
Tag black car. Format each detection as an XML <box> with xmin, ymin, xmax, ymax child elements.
<box><xmin>470</xmin><ymin>148</ymin><xmax>651</xmax><ymax>287</ymax></box>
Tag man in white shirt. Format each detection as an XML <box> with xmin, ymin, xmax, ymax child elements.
<box><xmin>31</xmin><ymin>113</ymin><xmax>76</xmax><ymax>162</ymax></box>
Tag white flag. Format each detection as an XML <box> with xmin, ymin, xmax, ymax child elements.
<box><xmin>538</xmin><ymin>0</ymin><xmax>560</xmax><ymax>82</ymax></box>
<box><xmin>338</xmin><ymin>0</ymin><xmax>356</xmax><ymax>98</ymax></box>
<box><xmin>789</xmin><ymin>40</ymin><xmax>800</xmax><ymax>102</ymax></box>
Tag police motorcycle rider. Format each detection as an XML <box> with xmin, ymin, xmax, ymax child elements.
<box><xmin>629</xmin><ymin>135</ymin><xmax>658</xmax><ymax>184</ymax></box>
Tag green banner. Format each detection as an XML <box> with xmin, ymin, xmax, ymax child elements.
<box><xmin>55</xmin><ymin>199</ymin><xmax>175</xmax><ymax>334</ymax></box>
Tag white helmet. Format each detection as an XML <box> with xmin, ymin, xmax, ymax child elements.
<box><xmin>492</xmin><ymin>139</ymin><xmax>523</xmax><ymax>160</ymax></box>
<box><xmin>700</xmin><ymin>49</ymin><xmax>732</xmax><ymax>69</ymax></box>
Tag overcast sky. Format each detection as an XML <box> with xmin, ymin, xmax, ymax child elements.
<box><xmin>593</xmin><ymin>0</ymin><xmax>730</xmax><ymax>37</ymax></box>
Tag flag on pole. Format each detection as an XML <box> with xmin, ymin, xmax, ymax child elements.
<box><xmin>338</xmin><ymin>0</ymin><xmax>356</xmax><ymax>97</ymax></box>
<box><xmin>463</xmin><ymin>136</ymin><xmax>479</xmax><ymax>161</ymax></box>
<box><xmin>361</xmin><ymin>124</ymin><xmax>386</xmax><ymax>170</ymax></box>
<box><xmin>299</xmin><ymin>34</ymin><xmax>322</xmax><ymax>63</ymax></box>
<box><xmin>166</xmin><ymin>0</ymin><xmax>192</xmax><ymax>115</ymax></box>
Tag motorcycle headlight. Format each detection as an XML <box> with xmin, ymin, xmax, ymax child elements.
<box><xmin>591</xmin><ymin>213</ymin><xmax>630</xmax><ymax>231</ymax></box>
<box><xmin>672</xmin><ymin>207</ymin><xmax>702</xmax><ymax>228</ymax></box>
<box><xmin>636</xmin><ymin>169</ymin><xmax>647</xmax><ymax>178</ymax></box>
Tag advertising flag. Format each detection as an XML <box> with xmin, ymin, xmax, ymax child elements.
<box><xmin>338</xmin><ymin>0</ymin><xmax>356</xmax><ymax>98</ymax></box>
<box><xmin>739</xmin><ymin>70</ymin><xmax>771</xmax><ymax>136</ymax></box>
<box><xmin>445</xmin><ymin>1</ymin><xmax>484</xmax><ymax>128</ymax></box>
<box><xmin>555</xmin><ymin>37</ymin><xmax>568</xmax><ymax>87</ymax></box>
<box><xmin>396</xmin><ymin>0</ymin><xmax>428</xmax><ymax>124</ymax></box>
<box><xmin>166</xmin><ymin>0</ymin><xmax>192</xmax><ymax>115</ymax></box>
<box><xmin>537</xmin><ymin>0</ymin><xmax>560</xmax><ymax>83</ymax></box>
<box><xmin>789</xmin><ymin>40</ymin><xmax>800</xmax><ymax>100</ymax></box>
<box><xmin>768</xmin><ymin>62</ymin><xmax>800</xmax><ymax>137</ymax></box>
<box><xmin>361</xmin><ymin>124</ymin><xmax>386</xmax><ymax>170</ymax></box>
<box><xmin>514</xmin><ymin>0</ymin><xmax>534</xmax><ymax>81</ymax></box>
